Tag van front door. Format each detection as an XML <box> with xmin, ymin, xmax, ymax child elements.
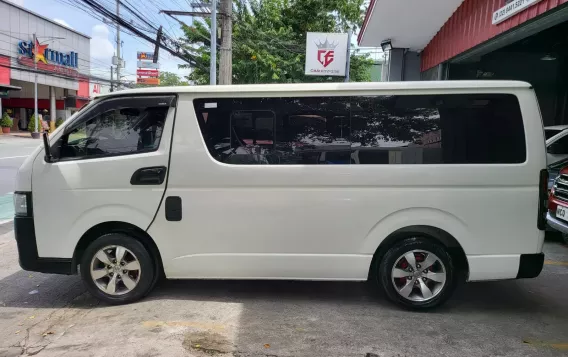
<box><xmin>31</xmin><ymin>95</ymin><xmax>176</xmax><ymax>260</ymax></box>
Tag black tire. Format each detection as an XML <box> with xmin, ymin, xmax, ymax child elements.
<box><xmin>80</xmin><ymin>233</ymin><xmax>155</xmax><ymax>305</ymax></box>
<box><xmin>376</xmin><ymin>237</ymin><xmax>456</xmax><ymax>310</ymax></box>
<box><xmin>563</xmin><ymin>233</ymin><xmax>568</xmax><ymax>245</ymax></box>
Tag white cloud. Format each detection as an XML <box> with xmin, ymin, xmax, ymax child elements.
<box><xmin>53</xmin><ymin>19</ymin><xmax>73</xmax><ymax>29</ymax></box>
<box><xmin>90</xmin><ymin>24</ymin><xmax>115</xmax><ymax>62</ymax></box>
<box><xmin>5</xmin><ymin>0</ymin><xmax>24</xmax><ymax>6</ymax></box>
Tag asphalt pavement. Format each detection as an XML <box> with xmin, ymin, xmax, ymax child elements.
<box><xmin>0</xmin><ymin>226</ymin><xmax>567</xmax><ymax>357</ymax></box>
<box><xmin>0</xmin><ymin>135</ymin><xmax>39</xmax><ymax>223</ymax></box>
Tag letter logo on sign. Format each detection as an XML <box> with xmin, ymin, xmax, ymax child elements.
<box><xmin>315</xmin><ymin>38</ymin><xmax>337</xmax><ymax>68</ymax></box>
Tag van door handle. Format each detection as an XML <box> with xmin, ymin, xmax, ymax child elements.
<box><xmin>130</xmin><ymin>166</ymin><xmax>167</xmax><ymax>185</ymax></box>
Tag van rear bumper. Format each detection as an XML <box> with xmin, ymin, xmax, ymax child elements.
<box><xmin>14</xmin><ymin>217</ymin><xmax>74</xmax><ymax>275</ymax></box>
<box><xmin>468</xmin><ymin>253</ymin><xmax>544</xmax><ymax>281</ymax></box>
<box><xmin>517</xmin><ymin>253</ymin><xmax>545</xmax><ymax>279</ymax></box>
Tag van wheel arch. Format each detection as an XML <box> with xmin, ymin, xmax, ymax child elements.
<box><xmin>72</xmin><ymin>222</ymin><xmax>164</xmax><ymax>285</ymax></box>
<box><xmin>368</xmin><ymin>225</ymin><xmax>468</xmax><ymax>281</ymax></box>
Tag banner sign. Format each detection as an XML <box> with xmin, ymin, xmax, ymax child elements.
<box><xmin>137</xmin><ymin>52</ymin><xmax>155</xmax><ymax>61</ymax></box>
<box><xmin>137</xmin><ymin>69</ymin><xmax>159</xmax><ymax>78</ymax></box>
<box><xmin>305</xmin><ymin>32</ymin><xmax>348</xmax><ymax>76</ymax></box>
<box><xmin>137</xmin><ymin>77</ymin><xmax>160</xmax><ymax>85</ymax></box>
<box><xmin>137</xmin><ymin>61</ymin><xmax>160</xmax><ymax>69</ymax></box>
<box><xmin>492</xmin><ymin>0</ymin><xmax>542</xmax><ymax>25</ymax></box>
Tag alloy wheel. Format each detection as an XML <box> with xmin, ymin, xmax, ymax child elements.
<box><xmin>90</xmin><ymin>245</ymin><xmax>142</xmax><ymax>296</ymax></box>
<box><xmin>391</xmin><ymin>249</ymin><xmax>446</xmax><ymax>302</ymax></box>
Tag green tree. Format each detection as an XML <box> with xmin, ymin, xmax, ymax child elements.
<box><xmin>179</xmin><ymin>0</ymin><xmax>373</xmax><ymax>84</ymax></box>
<box><xmin>159</xmin><ymin>71</ymin><xmax>189</xmax><ymax>86</ymax></box>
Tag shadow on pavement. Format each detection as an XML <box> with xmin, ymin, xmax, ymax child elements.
<box><xmin>0</xmin><ymin>269</ymin><xmax>88</xmax><ymax>309</ymax></box>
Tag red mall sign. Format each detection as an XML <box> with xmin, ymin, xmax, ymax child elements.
<box><xmin>137</xmin><ymin>69</ymin><xmax>159</xmax><ymax>78</ymax></box>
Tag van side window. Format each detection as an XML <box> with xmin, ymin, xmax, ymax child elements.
<box><xmin>193</xmin><ymin>94</ymin><xmax>525</xmax><ymax>165</ymax></box>
<box><xmin>58</xmin><ymin>105</ymin><xmax>168</xmax><ymax>160</ymax></box>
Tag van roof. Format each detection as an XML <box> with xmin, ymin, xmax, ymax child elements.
<box><xmin>97</xmin><ymin>80</ymin><xmax>532</xmax><ymax>99</ymax></box>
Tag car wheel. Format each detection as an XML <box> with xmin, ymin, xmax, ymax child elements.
<box><xmin>80</xmin><ymin>233</ymin><xmax>155</xmax><ymax>305</ymax></box>
<box><xmin>377</xmin><ymin>237</ymin><xmax>456</xmax><ymax>310</ymax></box>
<box><xmin>563</xmin><ymin>233</ymin><xmax>568</xmax><ymax>245</ymax></box>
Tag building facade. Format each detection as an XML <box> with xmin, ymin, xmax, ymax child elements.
<box><xmin>359</xmin><ymin>0</ymin><xmax>568</xmax><ymax>126</ymax></box>
<box><xmin>0</xmin><ymin>0</ymin><xmax>91</xmax><ymax>131</ymax></box>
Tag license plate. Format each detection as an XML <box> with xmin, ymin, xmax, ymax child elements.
<box><xmin>557</xmin><ymin>205</ymin><xmax>568</xmax><ymax>222</ymax></box>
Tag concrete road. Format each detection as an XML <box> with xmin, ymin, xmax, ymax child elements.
<box><xmin>0</xmin><ymin>136</ymin><xmax>39</xmax><ymax>222</ymax></box>
<box><xmin>0</xmin><ymin>229</ymin><xmax>567</xmax><ymax>357</ymax></box>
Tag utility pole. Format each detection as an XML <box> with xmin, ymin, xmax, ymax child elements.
<box><xmin>345</xmin><ymin>29</ymin><xmax>352</xmax><ymax>82</ymax></box>
<box><xmin>115</xmin><ymin>0</ymin><xmax>121</xmax><ymax>90</ymax></box>
<box><xmin>160</xmin><ymin>5</ymin><xmax>218</xmax><ymax>84</ymax></box>
<box><xmin>33</xmin><ymin>33</ymin><xmax>38</xmax><ymax>136</ymax></box>
<box><xmin>219</xmin><ymin>0</ymin><xmax>232</xmax><ymax>85</ymax></box>
<box><xmin>110</xmin><ymin>66</ymin><xmax>114</xmax><ymax>92</ymax></box>
<box><xmin>210</xmin><ymin>0</ymin><xmax>217</xmax><ymax>85</ymax></box>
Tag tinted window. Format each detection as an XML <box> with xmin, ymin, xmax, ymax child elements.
<box><xmin>545</xmin><ymin>129</ymin><xmax>562</xmax><ymax>140</ymax></box>
<box><xmin>59</xmin><ymin>103</ymin><xmax>168</xmax><ymax>160</ymax></box>
<box><xmin>548</xmin><ymin>135</ymin><xmax>568</xmax><ymax>155</ymax></box>
<box><xmin>194</xmin><ymin>94</ymin><xmax>526</xmax><ymax>165</ymax></box>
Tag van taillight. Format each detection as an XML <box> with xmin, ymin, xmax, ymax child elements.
<box><xmin>538</xmin><ymin>169</ymin><xmax>548</xmax><ymax>230</ymax></box>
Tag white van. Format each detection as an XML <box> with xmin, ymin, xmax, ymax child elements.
<box><xmin>13</xmin><ymin>81</ymin><xmax>548</xmax><ymax>309</ymax></box>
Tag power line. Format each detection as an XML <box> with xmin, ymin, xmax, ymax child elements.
<box><xmin>77</xmin><ymin>0</ymin><xmax>206</xmax><ymax>71</ymax></box>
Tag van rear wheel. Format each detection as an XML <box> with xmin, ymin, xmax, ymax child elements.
<box><xmin>377</xmin><ymin>237</ymin><xmax>456</xmax><ymax>310</ymax></box>
<box><xmin>80</xmin><ymin>233</ymin><xmax>155</xmax><ymax>304</ymax></box>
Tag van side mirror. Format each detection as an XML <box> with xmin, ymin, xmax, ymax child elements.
<box><xmin>42</xmin><ymin>132</ymin><xmax>55</xmax><ymax>163</ymax></box>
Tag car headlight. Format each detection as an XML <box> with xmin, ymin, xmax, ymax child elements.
<box><xmin>13</xmin><ymin>193</ymin><xmax>30</xmax><ymax>216</ymax></box>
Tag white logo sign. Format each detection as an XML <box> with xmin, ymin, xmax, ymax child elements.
<box><xmin>305</xmin><ymin>32</ymin><xmax>348</xmax><ymax>77</ymax></box>
<box><xmin>492</xmin><ymin>0</ymin><xmax>542</xmax><ymax>25</ymax></box>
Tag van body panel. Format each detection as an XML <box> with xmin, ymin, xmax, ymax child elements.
<box><xmin>467</xmin><ymin>255</ymin><xmax>521</xmax><ymax>281</ymax></box>
<box><xmin>30</xmin><ymin>105</ymin><xmax>176</xmax><ymax>258</ymax></box>
<box><xmin>144</xmin><ymin>85</ymin><xmax>546</xmax><ymax>281</ymax></box>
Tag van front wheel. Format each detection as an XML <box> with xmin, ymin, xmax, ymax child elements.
<box><xmin>377</xmin><ymin>237</ymin><xmax>455</xmax><ymax>309</ymax></box>
<box><xmin>80</xmin><ymin>233</ymin><xmax>155</xmax><ymax>304</ymax></box>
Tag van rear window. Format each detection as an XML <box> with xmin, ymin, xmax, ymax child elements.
<box><xmin>193</xmin><ymin>94</ymin><xmax>526</xmax><ymax>165</ymax></box>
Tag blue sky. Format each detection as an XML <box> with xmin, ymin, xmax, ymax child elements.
<box><xmin>6</xmin><ymin>0</ymin><xmax>191</xmax><ymax>82</ymax></box>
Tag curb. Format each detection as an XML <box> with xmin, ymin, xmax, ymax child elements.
<box><xmin>0</xmin><ymin>219</ymin><xmax>13</xmax><ymax>234</ymax></box>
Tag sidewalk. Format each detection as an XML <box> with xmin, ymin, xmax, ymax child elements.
<box><xmin>0</xmin><ymin>132</ymin><xmax>34</xmax><ymax>139</ymax></box>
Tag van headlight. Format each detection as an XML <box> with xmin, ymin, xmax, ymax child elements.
<box><xmin>13</xmin><ymin>193</ymin><xmax>30</xmax><ymax>217</ymax></box>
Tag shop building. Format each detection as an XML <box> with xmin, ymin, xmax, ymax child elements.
<box><xmin>0</xmin><ymin>0</ymin><xmax>91</xmax><ymax>131</ymax></box>
<box><xmin>359</xmin><ymin>0</ymin><xmax>568</xmax><ymax>126</ymax></box>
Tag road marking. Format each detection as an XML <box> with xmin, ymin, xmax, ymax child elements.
<box><xmin>544</xmin><ymin>260</ymin><xmax>568</xmax><ymax>266</ymax></box>
<box><xmin>523</xmin><ymin>339</ymin><xmax>568</xmax><ymax>350</ymax></box>
<box><xmin>0</xmin><ymin>155</ymin><xmax>28</xmax><ymax>160</ymax></box>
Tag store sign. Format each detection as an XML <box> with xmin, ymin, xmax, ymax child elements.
<box><xmin>492</xmin><ymin>0</ymin><xmax>542</xmax><ymax>25</ymax></box>
<box><xmin>137</xmin><ymin>69</ymin><xmax>159</xmax><ymax>78</ymax></box>
<box><xmin>137</xmin><ymin>52</ymin><xmax>155</xmax><ymax>61</ymax></box>
<box><xmin>137</xmin><ymin>61</ymin><xmax>160</xmax><ymax>69</ymax></box>
<box><xmin>18</xmin><ymin>39</ymin><xmax>79</xmax><ymax>68</ymax></box>
<box><xmin>305</xmin><ymin>32</ymin><xmax>348</xmax><ymax>76</ymax></box>
<box><xmin>137</xmin><ymin>77</ymin><xmax>160</xmax><ymax>85</ymax></box>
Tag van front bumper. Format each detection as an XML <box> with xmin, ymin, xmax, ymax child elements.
<box><xmin>14</xmin><ymin>216</ymin><xmax>74</xmax><ymax>275</ymax></box>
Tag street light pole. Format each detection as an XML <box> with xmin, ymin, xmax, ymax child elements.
<box><xmin>210</xmin><ymin>0</ymin><xmax>217</xmax><ymax>85</ymax></box>
<box><xmin>116</xmin><ymin>0</ymin><xmax>121</xmax><ymax>90</ymax></box>
<box><xmin>33</xmin><ymin>33</ymin><xmax>38</xmax><ymax>136</ymax></box>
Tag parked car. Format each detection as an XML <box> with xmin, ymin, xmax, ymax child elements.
<box><xmin>547</xmin><ymin>157</ymin><xmax>568</xmax><ymax>191</ymax></box>
<box><xmin>546</xmin><ymin>125</ymin><xmax>568</xmax><ymax>165</ymax></box>
<box><xmin>13</xmin><ymin>81</ymin><xmax>547</xmax><ymax>310</ymax></box>
<box><xmin>547</xmin><ymin>166</ymin><xmax>568</xmax><ymax>244</ymax></box>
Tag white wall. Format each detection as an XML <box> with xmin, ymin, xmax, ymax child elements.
<box><xmin>0</xmin><ymin>0</ymin><xmax>91</xmax><ymax>90</ymax></box>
